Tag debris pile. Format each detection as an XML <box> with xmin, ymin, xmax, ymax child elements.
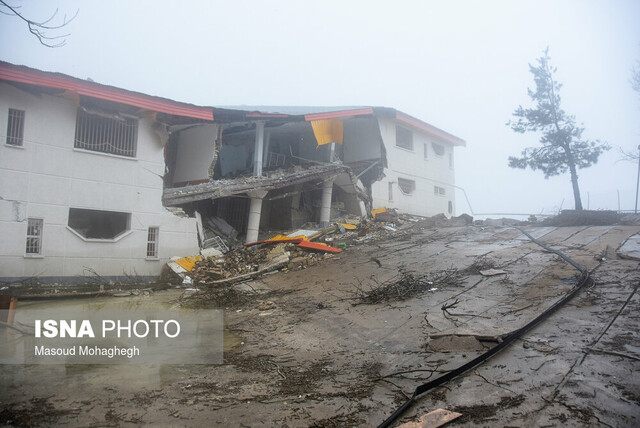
<box><xmin>169</xmin><ymin>209</ymin><xmax>478</xmax><ymax>286</ymax></box>
<box><xmin>190</xmin><ymin>247</ymin><xmax>270</xmax><ymax>282</ymax></box>
<box><xmin>187</xmin><ymin>242</ymin><xmax>338</xmax><ymax>284</ymax></box>
<box><xmin>352</xmin><ymin>266</ymin><xmax>468</xmax><ymax>305</ymax></box>
<box><xmin>461</xmin><ymin>255</ymin><xmax>499</xmax><ymax>275</ymax></box>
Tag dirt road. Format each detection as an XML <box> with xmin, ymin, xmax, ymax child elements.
<box><xmin>2</xmin><ymin>222</ymin><xmax>639</xmax><ymax>427</ymax></box>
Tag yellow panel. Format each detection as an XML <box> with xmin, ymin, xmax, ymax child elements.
<box><xmin>266</xmin><ymin>234</ymin><xmax>308</xmax><ymax>241</ymax></box>
<box><xmin>336</xmin><ymin>222</ymin><xmax>357</xmax><ymax>230</ymax></box>
<box><xmin>175</xmin><ymin>256</ymin><xmax>202</xmax><ymax>271</ymax></box>
<box><xmin>311</xmin><ymin>119</ymin><xmax>343</xmax><ymax>146</ymax></box>
<box><xmin>371</xmin><ymin>207</ymin><xmax>387</xmax><ymax>218</ymax></box>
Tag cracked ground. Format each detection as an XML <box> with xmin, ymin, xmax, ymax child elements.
<box><xmin>1</xmin><ymin>221</ymin><xmax>639</xmax><ymax>427</ymax></box>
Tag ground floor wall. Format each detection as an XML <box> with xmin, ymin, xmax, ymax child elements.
<box><xmin>0</xmin><ymin>200</ymin><xmax>198</xmax><ymax>282</ymax></box>
<box><xmin>370</xmin><ymin>169</ymin><xmax>455</xmax><ymax>217</ymax></box>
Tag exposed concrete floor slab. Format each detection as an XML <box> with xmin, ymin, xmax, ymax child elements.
<box><xmin>618</xmin><ymin>232</ymin><xmax>640</xmax><ymax>261</ymax></box>
<box><xmin>1</xmin><ymin>223</ymin><xmax>639</xmax><ymax>427</ymax></box>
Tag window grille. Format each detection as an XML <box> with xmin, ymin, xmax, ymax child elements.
<box><xmin>26</xmin><ymin>218</ymin><xmax>43</xmax><ymax>255</ymax></box>
<box><xmin>434</xmin><ymin>186</ymin><xmax>446</xmax><ymax>196</ymax></box>
<box><xmin>6</xmin><ymin>108</ymin><xmax>25</xmax><ymax>146</ymax></box>
<box><xmin>266</xmin><ymin>152</ymin><xmax>286</xmax><ymax>167</ymax></box>
<box><xmin>147</xmin><ymin>227</ymin><xmax>159</xmax><ymax>258</ymax></box>
<box><xmin>74</xmin><ymin>109</ymin><xmax>138</xmax><ymax>157</ymax></box>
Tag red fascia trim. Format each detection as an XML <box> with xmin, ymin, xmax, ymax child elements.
<box><xmin>245</xmin><ymin>113</ymin><xmax>290</xmax><ymax>118</ymax></box>
<box><xmin>396</xmin><ymin>112</ymin><xmax>466</xmax><ymax>147</ymax></box>
<box><xmin>304</xmin><ymin>108</ymin><xmax>374</xmax><ymax>121</ymax></box>
<box><xmin>0</xmin><ymin>63</ymin><xmax>214</xmax><ymax>121</ymax></box>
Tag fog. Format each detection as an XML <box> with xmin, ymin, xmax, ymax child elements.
<box><xmin>2</xmin><ymin>0</ymin><xmax>639</xmax><ymax>216</ymax></box>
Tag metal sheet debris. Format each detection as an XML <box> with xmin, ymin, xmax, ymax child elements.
<box><xmin>397</xmin><ymin>409</ymin><xmax>462</xmax><ymax>428</ymax></box>
<box><xmin>479</xmin><ymin>268</ymin><xmax>507</xmax><ymax>276</ymax></box>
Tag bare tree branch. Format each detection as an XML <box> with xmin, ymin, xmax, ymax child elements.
<box><xmin>0</xmin><ymin>0</ymin><xmax>78</xmax><ymax>47</ymax></box>
<box><xmin>617</xmin><ymin>146</ymin><xmax>639</xmax><ymax>163</ymax></box>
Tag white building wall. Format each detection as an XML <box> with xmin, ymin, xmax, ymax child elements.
<box><xmin>0</xmin><ymin>82</ymin><xmax>198</xmax><ymax>281</ymax></box>
<box><xmin>173</xmin><ymin>124</ymin><xmax>218</xmax><ymax>183</ymax></box>
<box><xmin>372</xmin><ymin>117</ymin><xmax>456</xmax><ymax>217</ymax></box>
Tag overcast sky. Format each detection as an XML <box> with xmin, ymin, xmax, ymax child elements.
<box><xmin>1</xmin><ymin>0</ymin><xmax>639</xmax><ymax>217</ymax></box>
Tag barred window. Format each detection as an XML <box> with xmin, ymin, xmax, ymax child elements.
<box><xmin>6</xmin><ymin>108</ymin><xmax>25</xmax><ymax>146</ymax></box>
<box><xmin>395</xmin><ymin>126</ymin><xmax>413</xmax><ymax>150</ymax></box>
<box><xmin>147</xmin><ymin>227</ymin><xmax>159</xmax><ymax>258</ymax></box>
<box><xmin>74</xmin><ymin>109</ymin><xmax>138</xmax><ymax>157</ymax></box>
<box><xmin>26</xmin><ymin>218</ymin><xmax>43</xmax><ymax>255</ymax></box>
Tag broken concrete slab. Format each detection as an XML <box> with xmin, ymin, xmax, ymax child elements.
<box><xmin>617</xmin><ymin>233</ymin><xmax>640</xmax><ymax>260</ymax></box>
<box><xmin>163</xmin><ymin>164</ymin><xmax>352</xmax><ymax>205</ymax></box>
<box><xmin>397</xmin><ymin>409</ymin><xmax>462</xmax><ymax>428</ymax></box>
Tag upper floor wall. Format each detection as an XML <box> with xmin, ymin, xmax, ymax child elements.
<box><xmin>0</xmin><ymin>82</ymin><xmax>169</xmax><ymax>212</ymax></box>
<box><xmin>377</xmin><ymin>116</ymin><xmax>456</xmax><ymax>186</ymax></box>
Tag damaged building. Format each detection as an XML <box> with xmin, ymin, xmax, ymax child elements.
<box><xmin>0</xmin><ymin>62</ymin><xmax>465</xmax><ymax>282</ymax></box>
<box><xmin>163</xmin><ymin>106</ymin><xmax>466</xmax><ymax>246</ymax></box>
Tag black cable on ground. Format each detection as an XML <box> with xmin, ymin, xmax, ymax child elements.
<box><xmin>377</xmin><ymin>227</ymin><xmax>590</xmax><ymax>428</ymax></box>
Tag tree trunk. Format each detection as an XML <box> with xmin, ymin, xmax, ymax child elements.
<box><xmin>568</xmin><ymin>159</ymin><xmax>583</xmax><ymax>210</ymax></box>
<box><xmin>564</xmin><ymin>145</ymin><xmax>583</xmax><ymax>210</ymax></box>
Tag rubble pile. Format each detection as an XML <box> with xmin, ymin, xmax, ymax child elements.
<box><xmin>173</xmin><ymin>209</ymin><xmax>478</xmax><ymax>286</ymax></box>
<box><xmin>190</xmin><ymin>247</ymin><xmax>270</xmax><ymax>282</ymax></box>
<box><xmin>188</xmin><ymin>241</ymin><xmax>336</xmax><ymax>284</ymax></box>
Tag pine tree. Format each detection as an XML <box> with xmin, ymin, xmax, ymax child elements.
<box><xmin>507</xmin><ymin>48</ymin><xmax>609</xmax><ymax>211</ymax></box>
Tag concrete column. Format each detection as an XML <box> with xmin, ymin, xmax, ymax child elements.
<box><xmin>253</xmin><ymin>122</ymin><xmax>265</xmax><ymax>177</ymax></box>
<box><xmin>263</xmin><ymin>129</ymin><xmax>271</xmax><ymax>167</ymax></box>
<box><xmin>245</xmin><ymin>190</ymin><xmax>268</xmax><ymax>244</ymax></box>
<box><xmin>328</xmin><ymin>142</ymin><xmax>335</xmax><ymax>163</ymax></box>
<box><xmin>319</xmin><ymin>179</ymin><xmax>334</xmax><ymax>228</ymax></box>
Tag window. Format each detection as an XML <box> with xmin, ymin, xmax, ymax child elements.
<box><xmin>74</xmin><ymin>109</ymin><xmax>138</xmax><ymax>157</ymax></box>
<box><xmin>6</xmin><ymin>108</ymin><xmax>25</xmax><ymax>146</ymax></box>
<box><xmin>449</xmin><ymin>153</ymin><xmax>454</xmax><ymax>168</ymax></box>
<box><xmin>434</xmin><ymin>186</ymin><xmax>446</xmax><ymax>196</ymax></box>
<box><xmin>68</xmin><ymin>208</ymin><xmax>130</xmax><ymax>240</ymax></box>
<box><xmin>395</xmin><ymin>126</ymin><xmax>413</xmax><ymax>150</ymax></box>
<box><xmin>147</xmin><ymin>227</ymin><xmax>159</xmax><ymax>258</ymax></box>
<box><xmin>448</xmin><ymin>201</ymin><xmax>453</xmax><ymax>214</ymax></box>
<box><xmin>398</xmin><ymin>178</ymin><xmax>416</xmax><ymax>195</ymax></box>
<box><xmin>388</xmin><ymin>182</ymin><xmax>393</xmax><ymax>201</ymax></box>
<box><xmin>26</xmin><ymin>218</ymin><xmax>43</xmax><ymax>255</ymax></box>
<box><xmin>423</xmin><ymin>143</ymin><xmax>428</xmax><ymax>160</ymax></box>
<box><xmin>432</xmin><ymin>142</ymin><xmax>445</xmax><ymax>156</ymax></box>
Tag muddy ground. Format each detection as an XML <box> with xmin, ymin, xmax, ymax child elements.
<box><xmin>1</xmin><ymin>221</ymin><xmax>640</xmax><ymax>427</ymax></box>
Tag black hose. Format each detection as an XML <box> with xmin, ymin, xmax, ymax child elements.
<box><xmin>377</xmin><ymin>227</ymin><xmax>590</xmax><ymax>428</ymax></box>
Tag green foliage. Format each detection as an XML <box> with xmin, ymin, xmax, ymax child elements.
<box><xmin>507</xmin><ymin>48</ymin><xmax>610</xmax><ymax>209</ymax></box>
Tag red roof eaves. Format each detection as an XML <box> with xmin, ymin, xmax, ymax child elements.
<box><xmin>304</xmin><ymin>108</ymin><xmax>375</xmax><ymax>121</ymax></box>
<box><xmin>0</xmin><ymin>62</ymin><xmax>214</xmax><ymax>121</ymax></box>
<box><xmin>395</xmin><ymin>112</ymin><xmax>465</xmax><ymax>147</ymax></box>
